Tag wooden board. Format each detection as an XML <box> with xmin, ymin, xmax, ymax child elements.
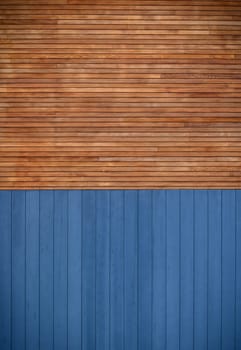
<box><xmin>0</xmin><ymin>0</ymin><xmax>241</xmax><ymax>189</ymax></box>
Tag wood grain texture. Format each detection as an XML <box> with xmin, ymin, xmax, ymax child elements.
<box><xmin>0</xmin><ymin>0</ymin><xmax>241</xmax><ymax>189</ymax></box>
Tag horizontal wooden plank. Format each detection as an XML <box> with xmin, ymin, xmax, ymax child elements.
<box><xmin>0</xmin><ymin>183</ymin><xmax>240</xmax><ymax>190</ymax></box>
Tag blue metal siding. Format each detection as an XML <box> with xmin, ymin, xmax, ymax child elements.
<box><xmin>0</xmin><ymin>190</ymin><xmax>240</xmax><ymax>350</ymax></box>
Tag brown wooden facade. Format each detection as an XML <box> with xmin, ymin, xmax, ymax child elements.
<box><xmin>0</xmin><ymin>0</ymin><xmax>241</xmax><ymax>188</ymax></box>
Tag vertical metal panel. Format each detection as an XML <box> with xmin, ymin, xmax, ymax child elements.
<box><xmin>96</xmin><ymin>191</ymin><xmax>110</xmax><ymax>350</ymax></box>
<box><xmin>81</xmin><ymin>191</ymin><xmax>96</xmax><ymax>350</ymax></box>
<box><xmin>39</xmin><ymin>191</ymin><xmax>54</xmax><ymax>350</ymax></box>
<box><xmin>53</xmin><ymin>191</ymin><xmax>68</xmax><ymax>350</ymax></box>
<box><xmin>124</xmin><ymin>191</ymin><xmax>138</xmax><ymax>350</ymax></box>
<box><xmin>166</xmin><ymin>190</ymin><xmax>180</xmax><ymax>350</ymax></box>
<box><xmin>152</xmin><ymin>190</ymin><xmax>166</xmax><ymax>350</ymax></box>
<box><xmin>236</xmin><ymin>191</ymin><xmax>241</xmax><ymax>349</ymax></box>
<box><xmin>222</xmin><ymin>191</ymin><xmax>236</xmax><ymax>350</ymax></box>
<box><xmin>0</xmin><ymin>190</ymin><xmax>241</xmax><ymax>350</ymax></box>
<box><xmin>67</xmin><ymin>191</ymin><xmax>82</xmax><ymax>350</ymax></box>
<box><xmin>11</xmin><ymin>191</ymin><xmax>26</xmax><ymax>350</ymax></box>
<box><xmin>208</xmin><ymin>191</ymin><xmax>222</xmax><ymax>350</ymax></box>
<box><xmin>26</xmin><ymin>191</ymin><xmax>40</xmax><ymax>350</ymax></box>
<box><xmin>138</xmin><ymin>190</ymin><xmax>152</xmax><ymax>350</ymax></box>
<box><xmin>0</xmin><ymin>191</ymin><xmax>11</xmax><ymax>350</ymax></box>
<box><xmin>180</xmin><ymin>190</ymin><xmax>194</xmax><ymax>350</ymax></box>
<box><xmin>194</xmin><ymin>190</ymin><xmax>208</xmax><ymax>350</ymax></box>
<box><xmin>110</xmin><ymin>191</ymin><xmax>124</xmax><ymax>350</ymax></box>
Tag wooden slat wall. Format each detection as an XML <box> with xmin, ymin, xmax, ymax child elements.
<box><xmin>0</xmin><ymin>0</ymin><xmax>241</xmax><ymax>189</ymax></box>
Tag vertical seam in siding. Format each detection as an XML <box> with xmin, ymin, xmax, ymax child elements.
<box><xmin>24</xmin><ymin>191</ymin><xmax>26</xmax><ymax>350</ymax></box>
<box><xmin>165</xmin><ymin>190</ymin><xmax>167</xmax><ymax>350</ymax></box>
<box><xmin>67</xmin><ymin>191</ymin><xmax>69</xmax><ymax>350</ymax></box>
<box><xmin>10</xmin><ymin>191</ymin><xmax>12</xmax><ymax>350</ymax></box>
<box><xmin>193</xmin><ymin>190</ymin><xmax>195</xmax><ymax>350</ymax></box>
<box><xmin>109</xmin><ymin>192</ymin><xmax>111</xmax><ymax>350</ymax></box>
<box><xmin>207</xmin><ymin>191</ymin><xmax>209</xmax><ymax>350</ymax></box>
<box><xmin>94</xmin><ymin>191</ymin><xmax>97</xmax><ymax>350</ymax></box>
<box><xmin>235</xmin><ymin>190</ymin><xmax>237</xmax><ymax>350</ymax></box>
<box><xmin>179</xmin><ymin>190</ymin><xmax>181</xmax><ymax>350</ymax></box>
<box><xmin>123</xmin><ymin>191</ymin><xmax>125</xmax><ymax>350</ymax></box>
<box><xmin>151</xmin><ymin>190</ymin><xmax>153</xmax><ymax>350</ymax></box>
<box><xmin>38</xmin><ymin>191</ymin><xmax>40</xmax><ymax>350</ymax></box>
<box><xmin>221</xmin><ymin>191</ymin><xmax>223</xmax><ymax>350</ymax></box>
<box><xmin>108</xmin><ymin>191</ymin><xmax>110</xmax><ymax>350</ymax></box>
<box><xmin>137</xmin><ymin>191</ymin><xmax>139</xmax><ymax>350</ymax></box>
<box><xmin>81</xmin><ymin>191</ymin><xmax>83</xmax><ymax>350</ymax></box>
<box><xmin>53</xmin><ymin>191</ymin><xmax>55</xmax><ymax>350</ymax></box>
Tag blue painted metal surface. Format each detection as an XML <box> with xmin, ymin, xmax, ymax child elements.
<box><xmin>0</xmin><ymin>190</ymin><xmax>241</xmax><ymax>350</ymax></box>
